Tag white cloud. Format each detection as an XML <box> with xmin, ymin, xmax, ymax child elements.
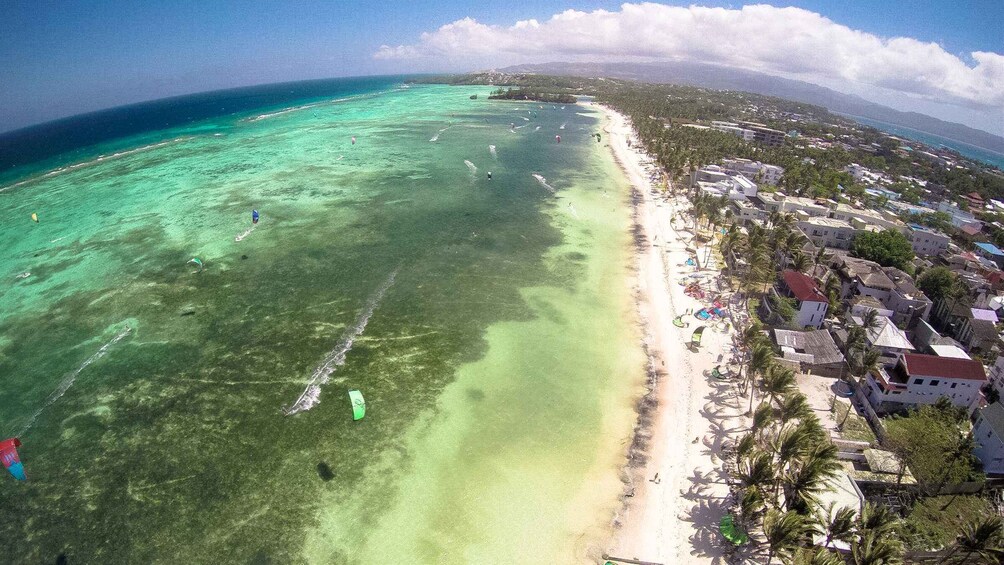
<box><xmin>373</xmin><ymin>3</ymin><xmax>1004</xmax><ymax>111</ymax></box>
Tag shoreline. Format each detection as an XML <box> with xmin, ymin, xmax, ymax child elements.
<box><xmin>597</xmin><ymin>105</ymin><xmax>747</xmax><ymax>564</ymax></box>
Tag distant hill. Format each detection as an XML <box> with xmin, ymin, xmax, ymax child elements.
<box><xmin>498</xmin><ymin>62</ymin><xmax>1004</xmax><ymax>154</ymax></box>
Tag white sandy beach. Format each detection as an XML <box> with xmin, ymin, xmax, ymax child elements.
<box><xmin>600</xmin><ymin>106</ymin><xmax>749</xmax><ymax>564</ymax></box>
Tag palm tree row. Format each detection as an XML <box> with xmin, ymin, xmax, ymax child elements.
<box><xmin>731</xmin><ymin>318</ymin><xmax>907</xmax><ymax>564</ymax></box>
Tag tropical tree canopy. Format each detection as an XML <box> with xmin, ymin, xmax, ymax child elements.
<box><xmin>850</xmin><ymin>230</ymin><xmax>915</xmax><ymax>272</ymax></box>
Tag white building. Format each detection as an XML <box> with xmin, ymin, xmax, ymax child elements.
<box><xmin>830</xmin><ymin>203</ymin><xmax>906</xmax><ymax>233</ymax></box>
<box><xmin>864</xmin><ymin>353</ymin><xmax>988</xmax><ymax>414</ymax></box>
<box><xmin>710</xmin><ymin>121</ymin><xmax>755</xmax><ymax>141</ymax></box>
<box><xmin>938</xmin><ymin>201</ymin><xmax>984</xmax><ymax>231</ymax></box>
<box><xmin>720</xmin><ymin>158</ymin><xmax>785</xmax><ymax>185</ymax></box>
<box><xmin>769</xmin><ymin>270</ymin><xmax>829</xmax><ymax>329</ymax></box>
<box><xmin>797</xmin><ymin>217</ymin><xmax>861</xmax><ymax>250</ymax></box>
<box><xmin>906</xmin><ymin>223</ymin><xmax>951</xmax><ymax>257</ymax></box>
<box><xmin>973</xmin><ymin>402</ymin><xmax>1004</xmax><ymax>475</ymax></box>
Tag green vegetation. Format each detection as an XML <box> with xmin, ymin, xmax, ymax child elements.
<box><xmin>903</xmin><ymin>495</ymin><xmax>994</xmax><ymax>551</ymax></box>
<box><xmin>850</xmin><ymin>229</ymin><xmax>915</xmax><ymax>273</ymax></box>
<box><xmin>917</xmin><ymin>266</ymin><xmax>961</xmax><ymax>303</ymax></box>
<box><xmin>884</xmin><ymin>401</ymin><xmax>984</xmax><ymax>492</ymax></box>
<box><xmin>487</xmin><ymin>87</ymin><xmax>576</xmax><ymax>104</ymax></box>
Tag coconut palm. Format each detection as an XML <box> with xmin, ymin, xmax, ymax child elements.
<box><xmin>815</xmin><ymin>502</ymin><xmax>857</xmax><ymax>550</ymax></box>
<box><xmin>856</xmin><ymin>502</ymin><xmax>900</xmax><ymax>538</ymax></box>
<box><xmin>752</xmin><ymin>402</ymin><xmax>776</xmax><ymax>437</ymax></box>
<box><xmin>738</xmin><ymin>449</ymin><xmax>776</xmax><ymax>499</ymax></box>
<box><xmin>761</xmin><ymin>365</ymin><xmax>797</xmax><ymax>408</ymax></box>
<box><xmin>778</xmin><ymin>393</ymin><xmax>813</xmax><ymax>425</ymax></box>
<box><xmin>735</xmin><ymin>432</ymin><xmax>757</xmax><ymax>461</ymax></box>
<box><xmin>940</xmin><ymin>513</ymin><xmax>1004</xmax><ymax>564</ymax></box>
<box><xmin>851</xmin><ymin>529</ymin><xmax>904</xmax><ymax>565</ymax></box>
<box><xmin>790</xmin><ymin>252</ymin><xmax>812</xmax><ymax>274</ymax></box>
<box><xmin>797</xmin><ymin>547</ymin><xmax>844</xmax><ymax>565</ymax></box>
<box><xmin>763</xmin><ymin>509</ymin><xmax>814</xmax><ymax>564</ymax></box>
<box><xmin>738</xmin><ymin>485</ymin><xmax>766</xmax><ymax>530</ymax></box>
<box><xmin>782</xmin><ymin>443</ymin><xmax>841</xmax><ymax>514</ymax></box>
<box><xmin>747</xmin><ymin>342</ymin><xmax>776</xmax><ymax>412</ymax></box>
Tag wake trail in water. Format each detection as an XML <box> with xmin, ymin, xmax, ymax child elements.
<box><xmin>521</xmin><ymin>116</ymin><xmax>530</xmax><ymax>121</ymax></box>
<box><xmin>532</xmin><ymin>174</ymin><xmax>556</xmax><ymax>194</ymax></box>
<box><xmin>465</xmin><ymin>160</ymin><xmax>478</xmax><ymax>177</ymax></box>
<box><xmin>16</xmin><ymin>325</ymin><xmax>132</xmax><ymax>437</ymax></box>
<box><xmin>534</xmin><ymin>126</ymin><xmax>541</xmax><ymax>132</ymax></box>
<box><xmin>284</xmin><ymin>268</ymin><xmax>399</xmax><ymax>415</ymax></box>
<box><xmin>560</xmin><ymin>122</ymin><xmax>567</xmax><ymax>130</ymax></box>
<box><xmin>430</xmin><ymin>125</ymin><xmax>451</xmax><ymax>142</ymax></box>
<box><xmin>489</xmin><ymin>145</ymin><xmax>497</xmax><ymax>159</ymax></box>
<box><xmin>235</xmin><ymin>224</ymin><xmax>257</xmax><ymax>242</ymax></box>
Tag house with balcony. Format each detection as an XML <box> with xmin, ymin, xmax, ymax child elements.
<box><xmin>797</xmin><ymin>217</ymin><xmax>862</xmax><ymax>250</ymax></box>
<box><xmin>864</xmin><ymin>353</ymin><xmax>988</xmax><ymax>415</ymax></box>
<box><xmin>761</xmin><ymin>270</ymin><xmax>829</xmax><ymax>329</ymax></box>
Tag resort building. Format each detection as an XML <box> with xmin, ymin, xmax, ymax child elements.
<box><xmin>973</xmin><ymin>402</ymin><xmax>1004</xmax><ymax>476</ymax></box>
<box><xmin>720</xmin><ymin>158</ymin><xmax>785</xmax><ymax>185</ymax></box>
<box><xmin>797</xmin><ymin>217</ymin><xmax>860</xmax><ymax>250</ymax></box>
<box><xmin>829</xmin><ymin>203</ymin><xmax>905</xmax><ymax>233</ymax></box>
<box><xmin>762</xmin><ymin>270</ymin><xmax>829</xmax><ymax>329</ymax></box>
<box><xmin>738</xmin><ymin>121</ymin><xmax>786</xmax><ymax>147</ymax></box>
<box><xmin>710</xmin><ymin>121</ymin><xmax>755</xmax><ymax>141</ymax></box>
<box><xmin>754</xmin><ymin>193</ymin><xmax>830</xmax><ymax>218</ymax></box>
<box><xmin>864</xmin><ymin>353</ymin><xmax>988</xmax><ymax>414</ymax></box>
<box><xmin>906</xmin><ymin>223</ymin><xmax>951</xmax><ymax>257</ymax></box>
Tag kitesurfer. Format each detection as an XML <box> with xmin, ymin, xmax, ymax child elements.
<box><xmin>487</xmin><ymin>172</ymin><xmax>492</xmax><ymax>180</ymax></box>
<box><xmin>252</xmin><ymin>209</ymin><xmax>259</xmax><ymax>224</ymax></box>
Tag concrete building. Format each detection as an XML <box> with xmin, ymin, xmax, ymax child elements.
<box><xmin>720</xmin><ymin>158</ymin><xmax>785</xmax><ymax>185</ymax></box>
<box><xmin>938</xmin><ymin>201</ymin><xmax>983</xmax><ymax>231</ymax></box>
<box><xmin>906</xmin><ymin>223</ymin><xmax>950</xmax><ymax>257</ymax></box>
<box><xmin>975</xmin><ymin>242</ymin><xmax>1004</xmax><ymax>269</ymax></box>
<box><xmin>973</xmin><ymin>402</ymin><xmax>1004</xmax><ymax>475</ymax></box>
<box><xmin>764</xmin><ymin>270</ymin><xmax>829</xmax><ymax>329</ymax></box>
<box><xmin>851</xmin><ymin>315</ymin><xmax>915</xmax><ymax>363</ymax></box>
<box><xmin>754</xmin><ymin>193</ymin><xmax>830</xmax><ymax>218</ymax></box>
<box><xmin>832</xmin><ymin>256</ymin><xmax>931</xmax><ymax>327</ymax></box>
<box><xmin>797</xmin><ymin>217</ymin><xmax>860</xmax><ymax>250</ymax></box>
<box><xmin>710</xmin><ymin>121</ymin><xmax>755</xmax><ymax>141</ymax></box>
<box><xmin>864</xmin><ymin>353</ymin><xmax>988</xmax><ymax>414</ymax></box>
<box><xmin>738</xmin><ymin>121</ymin><xmax>786</xmax><ymax>147</ymax></box>
<box><xmin>830</xmin><ymin>203</ymin><xmax>905</xmax><ymax>233</ymax></box>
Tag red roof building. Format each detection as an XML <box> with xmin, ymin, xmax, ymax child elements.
<box><xmin>769</xmin><ymin>270</ymin><xmax>828</xmax><ymax>328</ymax></box>
<box><xmin>865</xmin><ymin>352</ymin><xmax>988</xmax><ymax>414</ymax></box>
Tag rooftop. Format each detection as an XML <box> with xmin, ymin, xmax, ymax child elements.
<box><xmin>799</xmin><ymin>216</ymin><xmax>854</xmax><ymax>229</ymax></box>
<box><xmin>978</xmin><ymin>402</ymin><xmax>1004</xmax><ymax>440</ymax></box>
<box><xmin>902</xmin><ymin>353</ymin><xmax>988</xmax><ymax>382</ymax></box>
<box><xmin>852</xmin><ymin>316</ymin><xmax>914</xmax><ymax>351</ymax></box>
<box><xmin>773</xmin><ymin>329</ymin><xmax>845</xmax><ymax>365</ymax></box>
<box><xmin>837</xmin><ymin>256</ymin><xmax>895</xmax><ymax>290</ymax></box>
<box><xmin>781</xmin><ymin>270</ymin><xmax>827</xmax><ymax>303</ymax></box>
<box><xmin>929</xmin><ymin>344</ymin><xmax>971</xmax><ymax>359</ymax></box>
<box><xmin>976</xmin><ymin>242</ymin><xmax>1004</xmax><ymax>256</ymax></box>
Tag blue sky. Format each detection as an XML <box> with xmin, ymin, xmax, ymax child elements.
<box><xmin>2</xmin><ymin>1</ymin><xmax>1002</xmax><ymax>134</ymax></box>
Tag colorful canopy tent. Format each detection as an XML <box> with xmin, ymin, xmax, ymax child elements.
<box><xmin>691</xmin><ymin>326</ymin><xmax>706</xmax><ymax>348</ymax></box>
<box><xmin>348</xmin><ymin>390</ymin><xmax>365</xmax><ymax>421</ymax></box>
<box><xmin>719</xmin><ymin>514</ymin><xmax>749</xmax><ymax>545</ymax></box>
<box><xmin>1</xmin><ymin>438</ymin><xmax>26</xmax><ymax>481</ymax></box>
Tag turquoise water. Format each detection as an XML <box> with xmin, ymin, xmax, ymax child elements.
<box><xmin>0</xmin><ymin>84</ymin><xmax>643</xmax><ymax>562</ymax></box>
<box><xmin>843</xmin><ymin>114</ymin><xmax>1004</xmax><ymax>170</ymax></box>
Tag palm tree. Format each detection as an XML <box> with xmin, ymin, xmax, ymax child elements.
<box><xmin>763</xmin><ymin>509</ymin><xmax>814</xmax><ymax>564</ymax></box>
<box><xmin>738</xmin><ymin>451</ymin><xmax>775</xmax><ymax>503</ymax></box>
<box><xmin>939</xmin><ymin>513</ymin><xmax>1004</xmax><ymax>564</ymax></box>
<box><xmin>761</xmin><ymin>365</ymin><xmax>797</xmax><ymax>408</ymax></box>
<box><xmin>747</xmin><ymin>342</ymin><xmax>776</xmax><ymax>413</ymax></box>
<box><xmin>851</xmin><ymin>529</ymin><xmax>904</xmax><ymax>565</ymax></box>
<box><xmin>782</xmin><ymin>443</ymin><xmax>841</xmax><ymax>513</ymax></box>
<box><xmin>815</xmin><ymin>502</ymin><xmax>857</xmax><ymax>550</ymax></box>
<box><xmin>752</xmin><ymin>402</ymin><xmax>776</xmax><ymax>436</ymax></box>
<box><xmin>856</xmin><ymin>502</ymin><xmax>900</xmax><ymax>538</ymax></box>
<box><xmin>790</xmin><ymin>252</ymin><xmax>812</xmax><ymax>274</ymax></box>
<box><xmin>798</xmin><ymin>547</ymin><xmax>844</xmax><ymax>565</ymax></box>
<box><xmin>738</xmin><ymin>485</ymin><xmax>766</xmax><ymax>530</ymax></box>
<box><xmin>778</xmin><ymin>393</ymin><xmax>813</xmax><ymax>425</ymax></box>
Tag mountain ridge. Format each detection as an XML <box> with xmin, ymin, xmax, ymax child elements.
<box><xmin>497</xmin><ymin>62</ymin><xmax>1004</xmax><ymax>155</ymax></box>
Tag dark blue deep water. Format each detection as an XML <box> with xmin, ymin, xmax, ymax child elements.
<box><xmin>0</xmin><ymin>75</ymin><xmax>409</xmax><ymax>185</ymax></box>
